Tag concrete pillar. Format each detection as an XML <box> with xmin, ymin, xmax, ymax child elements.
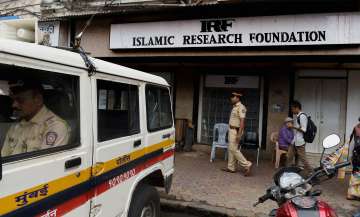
<box><xmin>346</xmin><ymin>70</ymin><xmax>360</xmax><ymax>140</ymax></box>
<box><xmin>175</xmin><ymin>72</ymin><xmax>194</xmax><ymax>120</ymax></box>
<box><xmin>265</xmin><ymin>75</ymin><xmax>290</xmax><ymax>156</ymax></box>
<box><xmin>59</xmin><ymin>21</ymin><xmax>69</xmax><ymax>47</ymax></box>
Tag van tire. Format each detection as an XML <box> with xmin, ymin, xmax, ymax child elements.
<box><xmin>128</xmin><ymin>184</ymin><xmax>160</xmax><ymax>217</ymax></box>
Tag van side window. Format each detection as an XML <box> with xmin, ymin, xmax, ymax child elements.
<box><xmin>0</xmin><ymin>65</ymin><xmax>80</xmax><ymax>162</ymax></box>
<box><xmin>146</xmin><ymin>85</ymin><xmax>173</xmax><ymax>132</ymax></box>
<box><xmin>97</xmin><ymin>80</ymin><xmax>140</xmax><ymax>142</ymax></box>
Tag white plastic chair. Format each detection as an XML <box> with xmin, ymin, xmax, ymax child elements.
<box><xmin>210</xmin><ymin>123</ymin><xmax>229</xmax><ymax>162</ymax></box>
<box><xmin>271</xmin><ymin>132</ymin><xmax>287</xmax><ymax>169</ymax></box>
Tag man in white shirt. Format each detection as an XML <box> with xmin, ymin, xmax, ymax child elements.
<box><xmin>287</xmin><ymin>100</ymin><xmax>312</xmax><ymax>176</ymax></box>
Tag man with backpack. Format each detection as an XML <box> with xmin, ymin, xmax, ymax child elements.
<box><xmin>287</xmin><ymin>100</ymin><xmax>313</xmax><ymax>176</ymax></box>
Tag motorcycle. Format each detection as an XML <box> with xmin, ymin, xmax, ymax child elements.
<box><xmin>253</xmin><ymin>134</ymin><xmax>351</xmax><ymax>217</ymax></box>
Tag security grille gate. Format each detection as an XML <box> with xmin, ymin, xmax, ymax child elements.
<box><xmin>200</xmin><ymin>88</ymin><xmax>260</xmax><ymax>144</ymax></box>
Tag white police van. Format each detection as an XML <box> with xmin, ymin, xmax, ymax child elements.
<box><xmin>0</xmin><ymin>37</ymin><xmax>175</xmax><ymax>217</ymax></box>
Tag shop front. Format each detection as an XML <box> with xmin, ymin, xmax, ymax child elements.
<box><xmin>53</xmin><ymin>11</ymin><xmax>360</xmax><ymax>156</ymax></box>
<box><xmin>197</xmin><ymin>75</ymin><xmax>262</xmax><ymax>145</ymax></box>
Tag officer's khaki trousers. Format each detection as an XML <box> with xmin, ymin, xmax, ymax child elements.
<box><xmin>227</xmin><ymin>128</ymin><xmax>251</xmax><ymax>171</ymax></box>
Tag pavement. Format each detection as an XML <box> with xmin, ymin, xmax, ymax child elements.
<box><xmin>159</xmin><ymin>144</ymin><xmax>360</xmax><ymax>217</ymax></box>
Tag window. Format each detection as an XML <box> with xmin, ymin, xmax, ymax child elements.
<box><xmin>146</xmin><ymin>85</ymin><xmax>173</xmax><ymax>131</ymax></box>
<box><xmin>0</xmin><ymin>64</ymin><xmax>80</xmax><ymax>162</ymax></box>
<box><xmin>97</xmin><ymin>80</ymin><xmax>140</xmax><ymax>142</ymax></box>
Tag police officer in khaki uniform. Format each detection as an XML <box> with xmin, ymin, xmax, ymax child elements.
<box><xmin>222</xmin><ymin>92</ymin><xmax>252</xmax><ymax>176</ymax></box>
<box><xmin>1</xmin><ymin>80</ymin><xmax>70</xmax><ymax>157</ymax></box>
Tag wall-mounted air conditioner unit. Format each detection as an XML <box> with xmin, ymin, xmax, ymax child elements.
<box><xmin>0</xmin><ymin>18</ymin><xmax>38</xmax><ymax>43</ymax></box>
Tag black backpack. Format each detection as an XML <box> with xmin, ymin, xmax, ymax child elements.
<box><xmin>297</xmin><ymin>113</ymin><xmax>317</xmax><ymax>143</ymax></box>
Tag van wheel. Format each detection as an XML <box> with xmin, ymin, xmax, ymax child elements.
<box><xmin>128</xmin><ymin>184</ymin><xmax>160</xmax><ymax>217</ymax></box>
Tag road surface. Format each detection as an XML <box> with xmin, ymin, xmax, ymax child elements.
<box><xmin>162</xmin><ymin>211</ymin><xmax>198</xmax><ymax>217</ymax></box>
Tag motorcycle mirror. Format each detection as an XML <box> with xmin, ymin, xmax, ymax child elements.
<box><xmin>322</xmin><ymin>134</ymin><xmax>340</xmax><ymax>149</ymax></box>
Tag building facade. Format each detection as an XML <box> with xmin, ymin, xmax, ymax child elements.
<box><xmin>40</xmin><ymin>0</ymin><xmax>360</xmax><ymax>157</ymax></box>
<box><xmin>0</xmin><ymin>0</ymin><xmax>41</xmax><ymax>19</ymax></box>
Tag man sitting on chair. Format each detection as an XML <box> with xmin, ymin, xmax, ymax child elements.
<box><xmin>278</xmin><ymin>117</ymin><xmax>294</xmax><ymax>151</ymax></box>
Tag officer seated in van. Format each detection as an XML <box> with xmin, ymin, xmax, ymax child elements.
<box><xmin>1</xmin><ymin>80</ymin><xmax>71</xmax><ymax>157</ymax></box>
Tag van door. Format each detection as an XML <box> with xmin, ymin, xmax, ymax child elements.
<box><xmin>90</xmin><ymin>75</ymin><xmax>144</xmax><ymax>217</ymax></box>
<box><xmin>145</xmin><ymin>85</ymin><xmax>175</xmax><ymax>173</ymax></box>
<box><xmin>0</xmin><ymin>63</ymin><xmax>92</xmax><ymax>217</ymax></box>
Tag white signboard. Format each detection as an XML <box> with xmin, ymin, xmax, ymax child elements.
<box><xmin>110</xmin><ymin>12</ymin><xmax>360</xmax><ymax>49</ymax></box>
<box><xmin>38</xmin><ymin>21</ymin><xmax>60</xmax><ymax>46</ymax></box>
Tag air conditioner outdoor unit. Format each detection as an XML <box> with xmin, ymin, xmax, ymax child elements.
<box><xmin>0</xmin><ymin>18</ymin><xmax>39</xmax><ymax>43</ymax></box>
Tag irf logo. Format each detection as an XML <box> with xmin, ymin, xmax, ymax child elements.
<box><xmin>200</xmin><ymin>19</ymin><xmax>235</xmax><ymax>32</ymax></box>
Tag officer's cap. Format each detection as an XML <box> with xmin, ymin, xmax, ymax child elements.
<box><xmin>284</xmin><ymin>117</ymin><xmax>293</xmax><ymax>123</ymax></box>
<box><xmin>9</xmin><ymin>80</ymin><xmax>44</xmax><ymax>95</ymax></box>
<box><xmin>231</xmin><ymin>92</ymin><xmax>242</xmax><ymax>97</ymax></box>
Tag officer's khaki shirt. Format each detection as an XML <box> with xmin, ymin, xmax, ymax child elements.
<box><xmin>229</xmin><ymin>102</ymin><xmax>247</xmax><ymax>128</ymax></box>
<box><xmin>1</xmin><ymin>106</ymin><xmax>70</xmax><ymax>156</ymax></box>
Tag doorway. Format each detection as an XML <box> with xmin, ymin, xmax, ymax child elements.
<box><xmin>199</xmin><ymin>75</ymin><xmax>261</xmax><ymax>144</ymax></box>
<box><xmin>295</xmin><ymin>78</ymin><xmax>347</xmax><ymax>153</ymax></box>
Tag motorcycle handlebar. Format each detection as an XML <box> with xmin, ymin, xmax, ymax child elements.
<box><xmin>253</xmin><ymin>192</ymin><xmax>272</xmax><ymax>207</ymax></box>
<box><xmin>289</xmin><ymin>161</ymin><xmax>351</xmax><ymax>191</ymax></box>
<box><xmin>253</xmin><ymin>162</ymin><xmax>351</xmax><ymax>207</ymax></box>
<box><xmin>334</xmin><ymin>161</ymin><xmax>351</xmax><ymax>170</ymax></box>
